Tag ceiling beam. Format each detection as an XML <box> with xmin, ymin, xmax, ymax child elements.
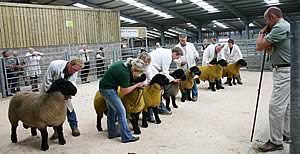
<box><xmin>214</xmin><ymin>0</ymin><xmax>247</xmax><ymax>21</ymax></box>
<box><xmin>138</xmin><ymin>0</ymin><xmax>200</xmax><ymax>26</ymax></box>
<box><xmin>252</xmin><ymin>20</ymin><xmax>263</xmax><ymax>28</ymax></box>
<box><xmin>224</xmin><ymin>22</ymin><xmax>240</xmax><ymax>32</ymax></box>
<box><xmin>70</xmin><ymin>0</ymin><xmax>162</xmax><ymax>29</ymax></box>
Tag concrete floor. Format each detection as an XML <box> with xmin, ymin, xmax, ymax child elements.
<box><xmin>0</xmin><ymin>71</ymin><xmax>290</xmax><ymax>154</ymax></box>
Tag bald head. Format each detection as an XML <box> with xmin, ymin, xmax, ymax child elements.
<box><xmin>12</xmin><ymin>51</ymin><xmax>18</xmax><ymax>57</ymax></box>
<box><xmin>264</xmin><ymin>6</ymin><xmax>283</xmax><ymax>18</ymax></box>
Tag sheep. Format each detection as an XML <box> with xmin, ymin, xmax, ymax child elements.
<box><xmin>223</xmin><ymin>59</ymin><xmax>247</xmax><ymax>86</ymax></box>
<box><xmin>94</xmin><ymin>74</ymin><xmax>146</xmax><ymax>134</ymax></box>
<box><xmin>93</xmin><ymin>74</ymin><xmax>169</xmax><ymax>134</ymax></box>
<box><xmin>179</xmin><ymin>66</ymin><xmax>201</xmax><ymax>102</ymax></box>
<box><xmin>140</xmin><ymin>74</ymin><xmax>169</xmax><ymax>128</ymax></box>
<box><xmin>8</xmin><ymin>78</ymin><xmax>77</xmax><ymax>151</ymax></box>
<box><xmin>197</xmin><ymin>59</ymin><xmax>228</xmax><ymax>92</ymax></box>
<box><xmin>163</xmin><ymin>69</ymin><xmax>186</xmax><ymax>111</ymax></box>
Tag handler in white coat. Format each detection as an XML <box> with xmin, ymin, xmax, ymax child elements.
<box><xmin>25</xmin><ymin>48</ymin><xmax>43</xmax><ymax>92</ymax></box>
<box><xmin>41</xmin><ymin>59</ymin><xmax>83</xmax><ymax>139</ymax></box>
<box><xmin>148</xmin><ymin>47</ymin><xmax>183</xmax><ymax>115</ymax></box>
<box><xmin>221</xmin><ymin>39</ymin><xmax>243</xmax><ymax>84</ymax></box>
<box><xmin>174</xmin><ymin>34</ymin><xmax>200</xmax><ymax>102</ymax></box>
<box><xmin>202</xmin><ymin>44</ymin><xmax>225</xmax><ymax>66</ymax></box>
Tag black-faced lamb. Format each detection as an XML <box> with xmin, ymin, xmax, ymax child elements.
<box><xmin>197</xmin><ymin>59</ymin><xmax>228</xmax><ymax>92</ymax></box>
<box><xmin>223</xmin><ymin>59</ymin><xmax>247</xmax><ymax>86</ymax></box>
<box><xmin>8</xmin><ymin>78</ymin><xmax>77</xmax><ymax>151</ymax></box>
<box><xmin>163</xmin><ymin>69</ymin><xmax>186</xmax><ymax>111</ymax></box>
<box><xmin>179</xmin><ymin>66</ymin><xmax>201</xmax><ymax>102</ymax></box>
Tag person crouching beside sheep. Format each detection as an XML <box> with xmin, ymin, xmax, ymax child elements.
<box><xmin>41</xmin><ymin>59</ymin><xmax>84</xmax><ymax>139</ymax></box>
<box><xmin>99</xmin><ymin>58</ymin><xmax>146</xmax><ymax>143</ymax></box>
<box><xmin>221</xmin><ymin>39</ymin><xmax>244</xmax><ymax>84</ymax></box>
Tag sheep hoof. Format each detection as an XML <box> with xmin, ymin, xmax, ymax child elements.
<box><xmin>142</xmin><ymin>123</ymin><xmax>148</xmax><ymax>128</ymax></box>
<box><xmin>96</xmin><ymin>126</ymin><xmax>103</xmax><ymax>131</ymax></box>
<box><xmin>156</xmin><ymin>120</ymin><xmax>161</xmax><ymax>124</ymax></box>
<box><xmin>59</xmin><ymin>139</ymin><xmax>66</xmax><ymax>145</ymax></box>
<box><xmin>229</xmin><ymin>84</ymin><xmax>232</xmax><ymax>86</ymax></box>
<box><xmin>211</xmin><ymin>89</ymin><xmax>216</xmax><ymax>92</ymax></box>
<box><xmin>11</xmin><ymin>136</ymin><xmax>17</xmax><ymax>143</ymax></box>
<box><xmin>133</xmin><ymin>130</ymin><xmax>141</xmax><ymax>135</ymax></box>
<box><xmin>173</xmin><ymin>104</ymin><xmax>178</xmax><ymax>108</ymax></box>
<box><xmin>166</xmin><ymin>107</ymin><xmax>171</xmax><ymax>111</ymax></box>
<box><xmin>41</xmin><ymin>144</ymin><xmax>49</xmax><ymax>151</ymax></box>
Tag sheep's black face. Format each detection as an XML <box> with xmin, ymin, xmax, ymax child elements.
<box><xmin>150</xmin><ymin>74</ymin><xmax>169</xmax><ymax>86</ymax></box>
<box><xmin>217</xmin><ymin>59</ymin><xmax>228</xmax><ymax>67</ymax></box>
<box><xmin>47</xmin><ymin>78</ymin><xmax>77</xmax><ymax>96</ymax></box>
<box><xmin>189</xmin><ymin>66</ymin><xmax>201</xmax><ymax>76</ymax></box>
<box><xmin>171</xmin><ymin>69</ymin><xmax>186</xmax><ymax>81</ymax></box>
<box><xmin>237</xmin><ymin>59</ymin><xmax>247</xmax><ymax>67</ymax></box>
<box><xmin>134</xmin><ymin>73</ymin><xmax>147</xmax><ymax>83</ymax></box>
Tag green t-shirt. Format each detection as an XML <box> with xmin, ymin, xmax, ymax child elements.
<box><xmin>266</xmin><ymin>19</ymin><xmax>290</xmax><ymax>65</ymax></box>
<box><xmin>99</xmin><ymin>61</ymin><xmax>133</xmax><ymax>90</ymax></box>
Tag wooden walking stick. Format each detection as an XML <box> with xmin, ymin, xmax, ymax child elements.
<box><xmin>250</xmin><ymin>50</ymin><xmax>267</xmax><ymax>142</ymax></box>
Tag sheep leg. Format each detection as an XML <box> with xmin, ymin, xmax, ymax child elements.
<box><xmin>216</xmin><ymin>79</ymin><xmax>221</xmax><ymax>90</ymax></box>
<box><xmin>152</xmin><ymin>107</ymin><xmax>161</xmax><ymax>124</ymax></box>
<box><xmin>55</xmin><ymin>124</ymin><xmax>66</xmax><ymax>145</ymax></box>
<box><xmin>171</xmin><ymin>96</ymin><xmax>178</xmax><ymax>108</ymax></box>
<box><xmin>130</xmin><ymin>113</ymin><xmax>141</xmax><ymax>134</ymax></box>
<box><xmin>96</xmin><ymin>113</ymin><xmax>103</xmax><ymax>131</ymax></box>
<box><xmin>228</xmin><ymin>78</ymin><xmax>233</xmax><ymax>86</ymax></box>
<box><xmin>11</xmin><ymin>125</ymin><xmax>18</xmax><ymax>143</ymax></box>
<box><xmin>232</xmin><ymin>77</ymin><xmax>237</xmax><ymax>85</ymax></box>
<box><xmin>31</xmin><ymin>127</ymin><xmax>37</xmax><ymax>136</ymax></box>
<box><xmin>38</xmin><ymin>128</ymin><xmax>49</xmax><ymax>151</ymax></box>
<box><xmin>165</xmin><ymin>97</ymin><xmax>171</xmax><ymax>111</ymax></box>
<box><xmin>187</xmin><ymin>90</ymin><xmax>192</xmax><ymax>101</ymax></box>
<box><xmin>209</xmin><ymin>82</ymin><xmax>216</xmax><ymax>92</ymax></box>
<box><xmin>180</xmin><ymin>90</ymin><xmax>187</xmax><ymax>102</ymax></box>
<box><xmin>142</xmin><ymin>111</ymin><xmax>149</xmax><ymax>128</ymax></box>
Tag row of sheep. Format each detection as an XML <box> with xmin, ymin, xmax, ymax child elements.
<box><xmin>7</xmin><ymin>58</ymin><xmax>247</xmax><ymax>151</ymax></box>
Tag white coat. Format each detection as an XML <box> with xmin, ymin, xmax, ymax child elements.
<box><xmin>221</xmin><ymin>44</ymin><xmax>243</xmax><ymax>64</ymax></box>
<box><xmin>174</xmin><ymin>42</ymin><xmax>199</xmax><ymax>69</ymax></box>
<box><xmin>148</xmin><ymin>48</ymin><xmax>175</xmax><ymax>82</ymax></box>
<box><xmin>202</xmin><ymin>44</ymin><xmax>225</xmax><ymax>66</ymax></box>
<box><xmin>41</xmin><ymin>60</ymin><xmax>78</xmax><ymax>111</ymax></box>
<box><xmin>25</xmin><ymin>51</ymin><xmax>42</xmax><ymax>77</ymax></box>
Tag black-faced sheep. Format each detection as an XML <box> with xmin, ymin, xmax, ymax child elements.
<box><xmin>93</xmin><ymin>74</ymin><xmax>168</xmax><ymax>134</ymax></box>
<box><xmin>223</xmin><ymin>59</ymin><xmax>247</xmax><ymax>86</ymax></box>
<box><xmin>197</xmin><ymin>59</ymin><xmax>228</xmax><ymax>92</ymax></box>
<box><xmin>179</xmin><ymin>66</ymin><xmax>201</xmax><ymax>102</ymax></box>
<box><xmin>140</xmin><ymin>74</ymin><xmax>169</xmax><ymax>128</ymax></box>
<box><xmin>163</xmin><ymin>69</ymin><xmax>186</xmax><ymax>111</ymax></box>
<box><xmin>8</xmin><ymin>78</ymin><xmax>77</xmax><ymax>151</ymax></box>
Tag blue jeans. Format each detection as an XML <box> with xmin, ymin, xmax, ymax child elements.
<box><xmin>99</xmin><ymin>88</ymin><xmax>133</xmax><ymax>142</ymax></box>
<box><xmin>192</xmin><ymin>80</ymin><xmax>198</xmax><ymax>97</ymax></box>
<box><xmin>158</xmin><ymin>99</ymin><xmax>169</xmax><ymax>113</ymax></box>
<box><xmin>67</xmin><ymin>109</ymin><xmax>78</xmax><ymax>129</ymax></box>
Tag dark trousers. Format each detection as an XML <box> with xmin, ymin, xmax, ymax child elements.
<box><xmin>96</xmin><ymin>59</ymin><xmax>104</xmax><ymax>78</ymax></box>
<box><xmin>80</xmin><ymin>62</ymin><xmax>90</xmax><ymax>82</ymax></box>
<box><xmin>30</xmin><ymin>75</ymin><xmax>39</xmax><ymax>91</ymax></box>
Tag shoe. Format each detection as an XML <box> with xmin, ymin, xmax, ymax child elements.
<box><xmin>258</xmin><ymin>140</ymin><xmax>283</xmax><ymax>152</ymax></box>
<box><xmin>219</xmin><ymin>86</ymin><xmax>224</xmax><ymax>89</ymax></box>
<box><xmin>159</xmin><ymin>111</ymin><xmax>172</xmax><ymax>115</ymax></box>
<box><xmin>51</xmin><ymin>132</ymin><xmax>58</xmax><ymax>140</ymax></box>
<box><xmin>72</xmin><ymin>128</ymin><xmax>80</xmax><ymax>137</ymax></box>
<box><xmin>108</xmin><ymin>133</ymin><xmax>120</xmax><ymax>139</ymax></box>
<box><xmin>283</xmin><ymin>135</ymin><xmax>290</xmax><ymax>142</ymax></box>
<box><xmin>237</xmin><ymin>80</ymin><xmax>243</xmax><ymax>85</ymax></box>
<box><xmin>224</xmin><ymin>81</ymin><xmax>228</xmax><ymax>84</ymax></box>
<box><xmin>148</xmin><ymin>116</ymin><xmax>155</xmax><ymax>123</ymax></box>
<box><xmin>123</xmin><ymin>136</ymin><xmax>139</xmax><ymax>143</ymax></box>
<box><xmin>192</xmin><ymin>96</ymin><xmax>198</xmax><ymax>102</ymax></box>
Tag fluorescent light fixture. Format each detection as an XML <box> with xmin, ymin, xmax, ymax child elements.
<box><xmin>147</xmin><ymin>33</ymin><xmax>160</xmax><ymax>38</ymax></box>
<box><xmin>148</xmin><ymin>30</ymin><xmax>160</xmax><ymax>35</ymax></box>
<box><xmin>164</xmin><ymin>31</ymin><xmax>178</xmax><ymax>37</ymax></box>
<box><xmin>120</xmin><ymin>0</ymin><xmax>173</xmax><ymax>19</ymax></box>
<box><xmin>176</xmin><ymin>0</ymin><xmax>183</xmax><ymax>3</ymax></box>
<box><xmin>264</xmin><ymin>0</ymin><xmax>281</xmax><ymax>5</ymax></box>
<box><xmin>249</xmin><ymin>23</ymin><xmax>255</xmax><ymax>27</ymax></box>
<box><xmin>187</xmin><ymin>23</ymin><xmax>197</xmax><ymax>29</ymax></box>
<box><xmin>212</xmin><ymin>20</ymin><xmax>228</xmax><ymax>29</ymax></box>
<box><xmin>201</xmin><ymin>28</ymin><xmax>206</xmax><ymax>31</ymax></box>
<box><xmin>153</xmin><ymin>28</ymin><xmax>159</xmax><ymax>31</ymax></box>
<box><xmin>73</xmin><ymin>3</ymin><xmax>92</xmax><ymax>9</ymax></box>
<box><xmin>120</xmin><ymin>16</ymin><xmax>137</xmax><ymax>24</ymax></box>
<box><xmin>189</xmin><ymin>0</ymin><xmax>220</xmax><ymax>13</ymax></box>
<box><xmin>168</xmin><ymin>29</ymin><xmax>181</xmax><ymax>34</ymax></box>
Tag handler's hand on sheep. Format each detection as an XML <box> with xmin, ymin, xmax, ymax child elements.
<box><xmin>136</xmin><ymin>82</ymin><xmax>146</xmax><ymax>88</ymax></box>
<box><xmin>172</xmin><ymin>79</ymin><xmax>181</xmax><ymax>83</ymax></box>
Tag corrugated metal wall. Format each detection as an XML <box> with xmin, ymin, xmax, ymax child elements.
<box><xmin>0</xmin><ymin>2</ymin><xmax>120</xmax><ymax>49</ymax></box>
